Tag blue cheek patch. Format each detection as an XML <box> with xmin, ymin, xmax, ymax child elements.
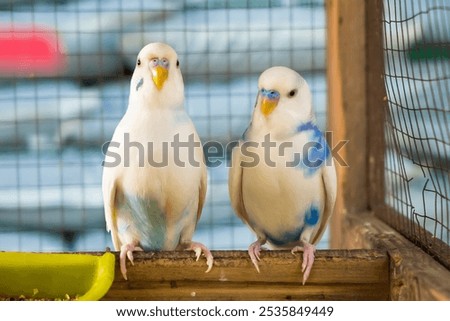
<box><xmin>304</xmin><ymin>205</ymin><xmax>320</xmax><ymax>226</ymax></box>
<box><xmin>135</xmin><ymin>77</ymin><xmax>144</xmax><ymax>91</ymax></box>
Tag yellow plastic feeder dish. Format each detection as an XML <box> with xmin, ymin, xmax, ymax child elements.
<box><xmin>0</xmin><ymin>252</ymin><xmax>115</xmax><ymax>301</ymax></box>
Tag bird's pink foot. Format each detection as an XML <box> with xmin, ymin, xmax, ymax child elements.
<box><xmin>188</xmin><ymin>241</ymin><xmax>214</xmax><ymax>273</ymax></box>
<box><xmin>119</xmin><ymin>243</ymin><xmax>143</xmax><ymax>280</ymax></box>
<box><xmin>248</xmin><ymin>240</ymin><xmax>264</xmax><ymax>273</ymax></box>
<box><xmin>291</xmin><ymin>243</ymin><xmax>316</xmax><ymax>285</ymax></box>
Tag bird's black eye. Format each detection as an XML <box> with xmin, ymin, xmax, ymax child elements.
<box><xmin>176</xmin><ymin>60</ymin><xmax>180</xmax><ymax>68</ymax></box>
<box><xmin>288</xmin><ymin>89</ymin><xmax>297</xmax><ymax>98</ymax></box>
<box><xmin>137</xmin><ymin>58</ymin><xmax>141</xmax><ymax>66</ymax></box>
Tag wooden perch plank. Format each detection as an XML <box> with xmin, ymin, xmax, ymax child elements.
<box><xmin>342</xmin><ymin>212</ymin><xmax>450</xmax><ymax>300</ymax></box>
<box><xmin>105</xmin><ymin>282</ymin><xmax>388</xmax><ymax>301</ymax></box>
<box><xmin>102</xmin><ymin>250</ymin><xmax>389</xmax><ymax>301</ymax></box>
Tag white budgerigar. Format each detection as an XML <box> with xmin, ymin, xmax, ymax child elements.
<box><xmin>229</xmin><ymin>66</ymin><xmax>337</xmax><ymax>284</ymax></box>
<box><xmin>102</xmin><ymin>42</ymin><xmax>213</xmax><ymax>279</ymax></box>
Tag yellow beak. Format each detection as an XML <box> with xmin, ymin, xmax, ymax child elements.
<box><xmin>151</xmin><ymin>65</ymin><xmax>169</xmax><ymax>90</ymax></box>
<box><xmin>260</xmin><ymin>96</ymin><xmax>279</xmax><ymax>116</ymax></box>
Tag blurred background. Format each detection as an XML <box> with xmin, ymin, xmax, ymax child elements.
<box><xmin>0</xmin><ymin>0</ymin><xmax>328</xmax><ymax>251</ymax></box>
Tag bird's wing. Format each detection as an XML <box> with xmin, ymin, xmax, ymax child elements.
<box><xmin>312</xmin><ymin>157</ymin><xmax>337</xmax><ymax>245</ymax></box>
<box><xmin>228</xmin><ymin>141</ymin><xmax>251</xmax><ymax>225</ymax></box>
<box><xmin>102</xmin><ymin>162</ymin><xmax>121</xmax><ymax>251</ymax></box>
<box><xmin>196</xmin><ymin>160</ymin><xmax>207</xmax><ymax>223</ymax></box>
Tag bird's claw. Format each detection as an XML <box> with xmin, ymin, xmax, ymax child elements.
<box><xmin>120</xmin><ymin>244</ymin><xmax>143</xmax><ymax>280</ymax></box>
<box><xmin>127</xmin><ymin>251</ymin><xmax>134</xmax><ymax>266</ymax></box>
<box><xmin>189</xmin><ymin>242</ymin><xmax>214</xmax><ymax>273</ymax></box>
<box><xmin>251</xmin><ymin>258</ymin><xmax>261</xmax><ymax>273</ymax></box>
<box><xmin>291</xmin><ymin>243</ymin><xmax>316</xmax><ymax>285</ymax></box>
<box><xmin>194</xmin><ymin>247</ymin><xmax>202</xmax><ymax>261</ymax></box>
<box><xmin>248</xmin><ymin>240</ymin><xmax>263</xmax><ymax>273</ymax></box>
<box><xmin>205</xmin><ymin>255</ymin><xmax>214</xmax><ymax>273</ymax></box>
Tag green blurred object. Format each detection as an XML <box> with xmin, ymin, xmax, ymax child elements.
<box><xmin>0</xmin><ymin>252</ymin><xmax>115</xmax><ymax>301</ymax></box>
<box><xmin>409</xmin><ymin>43</ymin><xmax>450</xmax><ymax>60</ymax></box>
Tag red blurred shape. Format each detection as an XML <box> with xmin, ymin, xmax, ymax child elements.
<box><xmin>0</xmin><ymin>25</ymin><xmax>66</xmax><ymax>77</ymax></box>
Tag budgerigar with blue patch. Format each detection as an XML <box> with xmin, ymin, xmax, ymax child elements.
<box><xmin>229</xmin><ymin>66</ymin><xmax>337</xmax><ymax>284</ymax></box>
<box><xmin>102</xmin><ymin>43</ymin><xmax>213</xmax><ymax>280</ymax></box>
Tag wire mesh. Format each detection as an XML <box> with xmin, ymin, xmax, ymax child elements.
<box><xmin>382</xmin><ymin>0</ymin><xmax>449</xmax><ymax>267</ymax></box>
<box><xmin>0</xmin><ymin>0</ymin><xmax>327</xmax><ymax>252</ymax></box>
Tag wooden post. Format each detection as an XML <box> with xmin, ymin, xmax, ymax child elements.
<box><xmin>326</xmin><ymin>0</ymin><xmax>386</xmax><ymax>247</ymax></box>
<box><xmin>327</xmin><ymin>0</ymin><xmax>370</xmax><ymax>247</ymax></box>
<box><xmin>365</xmin><ymin>0</ymin><xmax>386</xmax><ymax>216</ymax></box>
